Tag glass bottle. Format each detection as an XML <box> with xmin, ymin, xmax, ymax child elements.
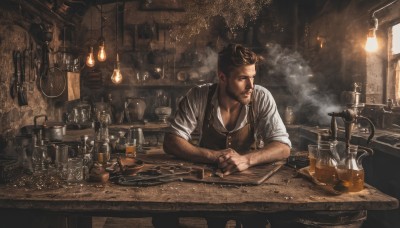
<box><xmin>16</xmin><ymin>135</ymin><xmax>33</xmax><ymax>172</ymax></box>
<box><xmin>336</xmin><ymin>145</ymin><xmax>370</xmax><ymax>192</ymax></box>
<box><xmin>115</xmin><ymin>131</ymin><xmax>127</xmax><ymax>153</ymax></box>
<box><xmin>107</xmin><ymin>93</ymin><xmax>116</xmax><ymax>124</ymax></box>
<box><xmin>80</xmin><ymin>135</ymin><xmax>93</xmax><ymax>180</ymax></box>
<box><xmin>94</xmin><ymin>140</ymin><xmax>110</xmax><ymax>165</ymax></box>
<box><xmin>99</xmin><ymin>111</ymin><xmax>110</xmax><ymax>141</ymax></box>
<box><xmin>32</xmin><ymin>140</ymin><xmax>48</xmax><ymax>173</ymax></box>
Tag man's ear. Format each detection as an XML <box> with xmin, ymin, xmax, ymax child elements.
<box><xmin>218</xmin><ymin>71</ymin><xmax>227</xmax><ymax>83</ymax></box>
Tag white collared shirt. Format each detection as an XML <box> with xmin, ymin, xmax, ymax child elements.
<box><xmin>168</xmin><ymin>83</ymin><xmax>292</xmax><ymax>147</ymax></box>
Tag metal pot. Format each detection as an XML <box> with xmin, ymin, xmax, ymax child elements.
<box><xmin>32</xmin><ymin>115</ymin><xmax>66</xmax><ymax>142</ymax></box>
<box><xmin>125</xmin><ymin>97</ymin><xmax>146</xmax><ymax>122</ymax></box>
<box><xmin>340</xmin><ymin>91</ymin><xmax>361</xmax><ymax>106</ymax></box>
<box><xmin>43</xmin><ymin>123</ymin><xmax>66</xmax><ymax>142</ymax></box>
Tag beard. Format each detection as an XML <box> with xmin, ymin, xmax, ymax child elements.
<box><xmin>225</xmin><ymin>83</ymin><xmax>252</xmax><ymax>105</ymax></box>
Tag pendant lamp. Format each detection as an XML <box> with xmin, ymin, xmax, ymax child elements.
<box><xmin>86</xmin><ymin>5</ymin><xmax>95</xmax><ymax>67</ymax></box>
<box><xmin>98</xmin><ymin>3</ymin><xmax>107</xmax><ymax>62</ymax></box>
<box><xmin>111</xmin><ymin>2</ymin><xmax>122</xmax><ymax>84</ymax></box>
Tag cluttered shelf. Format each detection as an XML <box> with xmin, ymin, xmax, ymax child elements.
<box><xmin>105</xmin><ymin>83</ymin><xmax>197</xmax><ymax>89</ymax></box>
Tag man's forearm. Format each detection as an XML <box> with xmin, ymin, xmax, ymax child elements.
<box><xmin>245</xmin><ymin>141</ymin><xmax>290</xmax><ymax>167</ymax></box>
<box><xmin>163</xmin><ymin>133</ymin><xmax>220</xmax><ymax>164</ymax></box>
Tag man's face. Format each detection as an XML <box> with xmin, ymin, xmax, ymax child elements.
<box><xmin>223</xmin><ymin>64</ymin><xmax>256</xmax><ymax>105</ymax></box>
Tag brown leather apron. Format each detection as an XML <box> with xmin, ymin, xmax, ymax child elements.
<box><xmin>199</xmin><ymin>84</ymin><xmax>256</xmax><ymax>154</ymax></box>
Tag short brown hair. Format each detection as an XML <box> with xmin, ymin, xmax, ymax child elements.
<box><xmin>218</xmin><ymin>43</ymin><xmax>259</xmax><ymax>76</ymax></box>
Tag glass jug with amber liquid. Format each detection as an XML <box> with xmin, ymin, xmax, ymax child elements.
<box><xmin>336</xmin><ymin>145</ymin><xmax>372</xmax><ymax>192</ymax></box>
<box><xmin>315</xmin><ymin>142</ymin><xmax>339</xmax><ymax>185</ymax></box>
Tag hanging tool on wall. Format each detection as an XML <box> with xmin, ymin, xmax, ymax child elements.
<box><xmin>18</xmin><ymin>49</ymin><xmax>28</xmax><ymax>106</ymax></box>
<box><xmin>28</xmin><ymin>37</ymin><xmax>35</xmax><ymax>93</ymax></box>
<box><xmin>10</xmin><ymin>51</ymin><xmax>19</xmax><ymax>100</ymax></box>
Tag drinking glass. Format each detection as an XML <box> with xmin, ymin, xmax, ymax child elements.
<box><xmin>315</xmin><ymin>142</ymin><xmax>338</xmax><ymax>185</ymax></box>
<box><xmin>125</xmin><ymin>139</ymin><xmax>137</xmax><ymax>158</ymax></box>
<box><xmin>56</xmin><ymin>145</ymin><xmax>69</xmax><ymax>179</ymax></box>
<box><xmin>56</xmin><ymin>145</ymin><xmax>69</xmax><ymax>167</ymax></box>
<box><xmin>67</xmin><ymin>158</ymin><xmax>83</xmax><ymax>182</ymax></box>
<box><xmin>307</xmin><ymin>144</ymin><xmax>318</xmax><ymax>175</ymax></box>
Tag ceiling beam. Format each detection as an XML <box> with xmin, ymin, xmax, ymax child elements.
<box><xmin>7</xmin><ymin>0</ymin><xmax>77</xmax><ymax>26</ymax></box>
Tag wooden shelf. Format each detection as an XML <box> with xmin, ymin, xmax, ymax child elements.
<box><xmin>105</xmin><ymin>83</ymin><xmax>200</xmax><ymax>89</ymax></box>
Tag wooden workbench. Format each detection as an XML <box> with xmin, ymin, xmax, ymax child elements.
<box><xmin>0</xmin><ymin>156</ymin><xmax>397</xmax><ymax>228</ymax></box>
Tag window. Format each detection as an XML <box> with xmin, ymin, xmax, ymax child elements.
<box><xmin>390</xmin><ymin>23</ymin><xmax>400</xmax><ymax>101</ymax></box>
<box><xmin>392</xmin><ymin>23</ymin><xmax>400</xmax><ymax>55</ymax></box>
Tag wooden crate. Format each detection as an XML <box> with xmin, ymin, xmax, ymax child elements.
<box><xmin>57</xmin><ymin>72</ymin><xmax>80</xmax><ymax>101</ymax></box>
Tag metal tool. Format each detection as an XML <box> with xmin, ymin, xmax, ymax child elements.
<box><xmin>116</xmin><ymin>170</ymin><xmax>191</xmax><ymax>186</ymax></box>
<box><xmin>115</xmin><ymin>165</ymin><xmax>206</xmax><ymax>186</ymax></box>
<box><xmin>328</xmin><ymin>109</ymin><xmax>375</xmax><ymax>148</ymax></box>
<box><xmin>28</xmin><ymin>37</ymin><xmax>35</xmax><ymax>93</ymax></box>
<box><xmin>10</xmin><ymin>51</ymin><xmax>19</xmax><ymax>99</ymax></box>
<box><xmin>18</xmin><ymin>49</ymin><xmax>28</xmax><ymax>106</ymax></box>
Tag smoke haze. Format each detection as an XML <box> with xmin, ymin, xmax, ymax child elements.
<box><xmin>263</xmin><ymin>43</ymin><xmax>341</xmax><ymax>125</ymax></box>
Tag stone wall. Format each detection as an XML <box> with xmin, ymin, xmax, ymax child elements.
<box><xmin>0</xmin><ymin>6</ymin><xmax>62</xmax><ymax>137</ymax></box>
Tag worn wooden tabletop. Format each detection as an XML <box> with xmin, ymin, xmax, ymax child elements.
<box><xmin>0</xmin><ymin>163</ymin><xmax>397</xmax><ymax>215</ymax></box>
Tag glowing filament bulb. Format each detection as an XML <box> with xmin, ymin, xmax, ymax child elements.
<box><xmin>86</xmin><ymin>46</ymin><xmax>95</xmax><ymax>67</ymax></box>
<box><xmin>365</xmin><ymin>29</ymin><xmax>378</xmax><ymax>52</ymax></box>
<box><xmin>111</xmin><ymin>68</ymin><xmax>122</xmax><ymax>84</ymax></box>
<box><xmin>111</xmin><ymin>54</ymin><xmax>122</xmax><ymax>84</ymax></box>
<box><xmin>98</xmin><ymin>39</ymin><xmax>107</xmax><ymax>62</ymax></box>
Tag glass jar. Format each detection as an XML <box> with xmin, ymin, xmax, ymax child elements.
<box><xmin>94</xmin><ymin>140</ymin><xmax>110</xmax><ymax>165</ymax></box>
<box><xmin>32</xmin><ymin>140</ymin><xmax>48</xmax><ymax>172</ymax></box>
<box><xmin>315</xmin><ymin>142</ymin><xmax>338</xmax><ymax>185</ymax></box>
<box><xmin>114</xmin><ymin>131</ymin><xmax>127</xmax><ymax>153</ymax></box>
<box><xmin>336</xmin><ymin>145</ymin><xmax>369</xmax><ymax>192</ymax></box>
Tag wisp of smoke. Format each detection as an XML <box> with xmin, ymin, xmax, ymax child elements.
<box><xmin>263</xmin><ymin>43</ymin><xmax>341</xmax><ymax>125</ymax></box>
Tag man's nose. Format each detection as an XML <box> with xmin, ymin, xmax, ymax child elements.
<box><xmin>246</xmin><ymin>79</ymin><xmax>254</xmax><ymax>89</ymax></box>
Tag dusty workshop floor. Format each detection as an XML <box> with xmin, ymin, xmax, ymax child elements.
<box><xmin>92</xmin><ymin>217</ymin><xmax>239</xmax><ymax>228</ymax></box>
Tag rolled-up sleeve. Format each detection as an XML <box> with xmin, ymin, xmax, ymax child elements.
<box><xmin>167</xmin><ymin>85</ymin><xmax>208</xmax><ymax>140</ymax></box>
<box><xmin>254</xmin><ymin>86</ymin><xmax>292</xmax><ymax>148</ymax></box>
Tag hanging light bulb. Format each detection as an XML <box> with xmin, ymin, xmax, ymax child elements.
<box><xmin>111</xmin><ymin>2</ymin><xmax>122</xmax><ymax>84</ymax></box>
<box><xmin>365</xmin><ymin>29</ymin><xmax>378</xmax><ymax>52</ymax></box>
<box><xmin>98</xmin><ymin>37</ymin><xmax>107</xmax><ymax>61</ymax></box>
<box><xmin>97</xmin><ymin>3</ymin><xmax>107</xmax><ymax>62</ymax></box>
<box><xmin>365</xmin><ymin>16</ymin><xmax>379</xmax><ymax>52</ymax></box>
<box><xmin>86</xmin><ymin>5</ymin><xmax>95</xmax><ymax>67</ymax></box>
<box><xmin>86</xmin><ymin>46</ymin><xmax>95</xmax><ymax>67</ymax></box>
<box><xmin>364</xmin><ymin>0</ymin><xmax>398</xmax><ymax>52</ymax></box>
<box><xmin>111</xmin><ymin>53</ymin><xmax>122</xmax><ymax>84</ymax></box>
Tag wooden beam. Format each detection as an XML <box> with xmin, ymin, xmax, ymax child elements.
<box><xmin>7</xmin><ymin>0</ymin><xmax>77</xmax><ymax>27</ymax></box>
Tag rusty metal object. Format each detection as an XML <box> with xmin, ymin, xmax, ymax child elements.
<box><xmin>115</xmin><ymin>164</ymin><xmax>207</xmax><ymax>186</ymax></box>
<box><xmin>89</xmin><ymin>164</ymin><xmax>109</xmax><ymax>183</ymax></box>
<box><xmin>117</xmin><ymin>157</ymin><xmax>144</xmax><ymax>176</ymax></box>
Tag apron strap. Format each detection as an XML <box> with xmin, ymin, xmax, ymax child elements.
<box><xmin>203</xmin><ymin>83</ymin><xmax>218</xmax><ymax>129</ymax></box>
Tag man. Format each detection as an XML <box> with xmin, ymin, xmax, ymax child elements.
<box><xmin>164</xmin><ymin>43</ymin><xmax>291</xmax><ymax>175</ymax></box>
<box><xmin>154</xmin><ymin>43</ymin><xmax>291</xmax><ymax>227</ymax></box>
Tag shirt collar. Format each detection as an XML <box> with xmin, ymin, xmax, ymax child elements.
<box><xmin>210</xmin><ymin>85</ymin><xmax>249</xmax><ymax>132</ymax></box>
